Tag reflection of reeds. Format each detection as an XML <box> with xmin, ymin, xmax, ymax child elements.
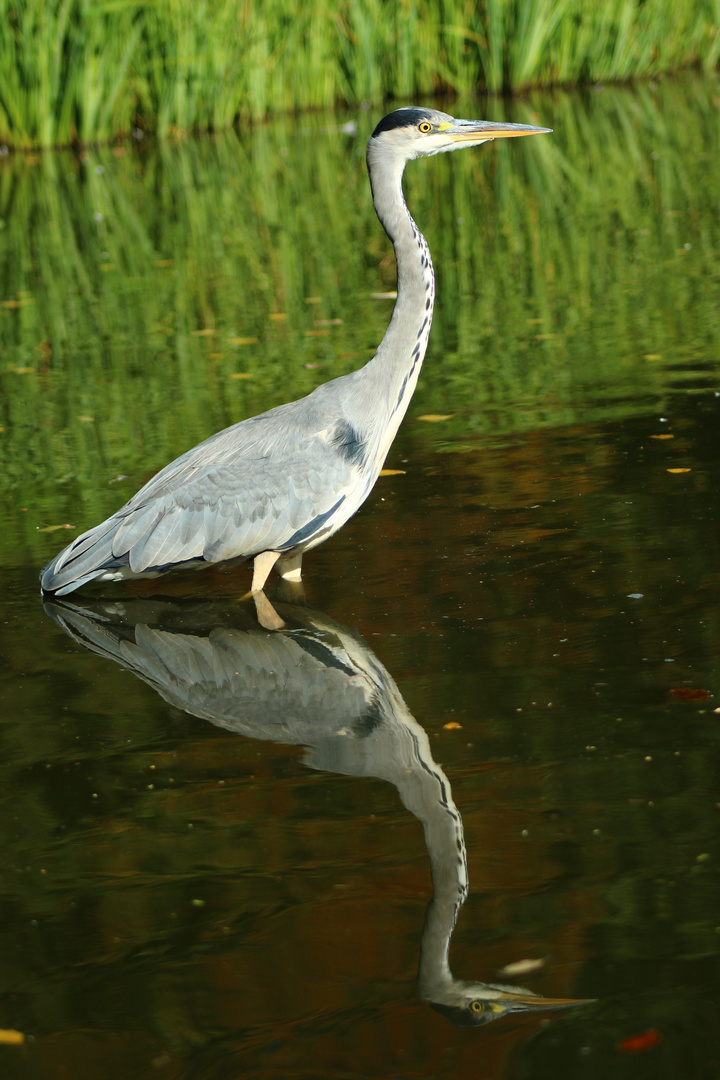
<box><xmin>1</xmin><ymin>0</ymin><xmax>719</xmax><ymax>147</ymax></box>
<box><xmin>1</xmin><ymin>78</ymin><xmax>718</xmax><ymax>554</ymax></box>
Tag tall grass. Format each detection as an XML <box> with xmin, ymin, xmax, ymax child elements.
<box><xmin>0</xmin><ymin>0</ymin><xmax>718</xmax><ymax>147</ymax></box>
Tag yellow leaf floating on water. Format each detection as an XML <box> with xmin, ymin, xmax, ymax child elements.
<box><xmin>379</xmin><ymin>469</ymin><xmax>406</xmax><ymax>476</ymax></box>
<box><xmin>644</xmin><ymin>354</ymin><xmax>662</xmax><ymax>360</ymax></box>
<box><xmin>228</xmin><ymin>337</ymin><xmax>258</xmax><ymax>346</ymax></box>
<box><xmin>418</xmin><ymin>414</ymin><xmax>453</xmax><ymax>422</ymax></box>
<box><xmin>38</xmin><ymin>523</ymin><xmax>76</xmax><ymax>533</ymax></box>
<box><xmin>229</xmin><ymin>373</ymin><xmax>253</xmax><ymax>380</ymax></box>
<box><xmin>443</xmin><ymin>721</ymin><xmax>462</xmax><ymax>730</ymax></box>
<box><xmin>650</xmin><ymin>434</ymin><xmax>674</xmax><ymax>440</ymax></box>
<box><xmin>0</xmin><ymin>1029</ymin><xmax>24</xmax><ymax>1045</ymax></box>
<box><xmin>667</xmin><ymin>468</ymin><xmax>691</xmax><ymax>474</ymax></box>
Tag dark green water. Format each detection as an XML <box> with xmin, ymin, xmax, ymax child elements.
<box><xmin>1</xmin><ymin>77</ymin><xmax>719</xmax><ymax>1078</ymax></box>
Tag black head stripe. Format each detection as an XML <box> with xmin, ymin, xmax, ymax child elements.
<box><xmin>371</xmin><ymin>108</ymin><xmax>434</xmax><ymax>138</ymax></box>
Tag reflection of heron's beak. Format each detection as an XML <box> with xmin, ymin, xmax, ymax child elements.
<box><xmin>447</xmin><ymin>120</ymin><xmax>552</xmax><ymax>145</ymax></box>
<box><xmin>491</xmin><ymin>989</ymin><xmax>595</xmax><ymax>1013</ymax></box>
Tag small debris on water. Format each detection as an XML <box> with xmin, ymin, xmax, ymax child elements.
<box><xmin>496</xmin><ymin>957</ymin><xmax>547</xmax><ymax>978</ymax></box>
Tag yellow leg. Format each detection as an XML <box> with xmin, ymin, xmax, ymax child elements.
<box><xmin>277</xmin><ymin>551</ymin><xmax>303</xmax><ymax>583</ymax></box>
<box><xmin>251</xmin><ymin>549</ymin><xmax>280</xmax><ymax>593</ymax></box>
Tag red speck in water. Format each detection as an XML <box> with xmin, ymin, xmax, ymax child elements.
<box><xmin>617</xmin><ymin>1028</ymin><xmax>661</xmax><ymax>1053</ymax></box>
<box><xmin>669</xmin><ymin>687</ymin><xmax>713</xmax><ymax>702</ymax></box>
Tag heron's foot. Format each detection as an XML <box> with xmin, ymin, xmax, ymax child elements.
<box><xmin>252</xmin><ymin>590</ymin><xmax>285</xmax><ymax>631</ymax></box>
<box><xmin>251</xmin><ymin>549</ymin><xmax>281</xmax><ymax>593</ymax></box>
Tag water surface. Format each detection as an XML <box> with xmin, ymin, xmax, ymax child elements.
<box><xmin>0</xmin><ymin>76</ymin><xmax>719</xmax><ymax>1078</ymax></box>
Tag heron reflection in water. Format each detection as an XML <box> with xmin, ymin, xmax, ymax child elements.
<box><xmin>40</xmin><ymin>108</ymin><xmax>549</xmax><ymax>601</ymax></box>
<box><xmin>45</xmin><ymin>596</ymin><xmax>592</xmax><ymax>1026</ymax></box>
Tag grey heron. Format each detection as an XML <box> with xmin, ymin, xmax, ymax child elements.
<box><xmin>45</xmin><ymin>595</ymin><xmax>591</xmax><ymax>1024</ymax></box>
<box><xmin>40</xmin><ymin>108</ymin><xmax>550</xmax><ymax>598</ymax></box>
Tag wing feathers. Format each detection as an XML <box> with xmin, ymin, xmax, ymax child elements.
<box><xmin>129</xmin><ymin>510</ymin><xmax>205</xmax><ymax>573</ymax></box>
<box><xmin>112</xmin><ymin>508</ymin><xmax>162</xmax><ymax>559</ymax></box>
<box><xmin>41</xmin><ymin>400</ymin><xmax>367</xmax><ymax>594</ymax></box>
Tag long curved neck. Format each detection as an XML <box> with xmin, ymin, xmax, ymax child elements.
<box><xmin>362</xmin><ymin>141</ymin><xmax>436</xmax><ymax>457</ymax></box>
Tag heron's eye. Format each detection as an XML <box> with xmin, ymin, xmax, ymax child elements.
<box><xmin>418</xmin><ymin>121</ymin><xmax>432</xmax><ymax>133</ymax></box>
<box><xmin>470</xmin><ymin>1001</ymin><xmax>484</xmax><ymax>1014</ymax></box>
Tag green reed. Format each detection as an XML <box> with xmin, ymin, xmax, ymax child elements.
<box><xmin>1</xmin><ymin>0</ymin><xmax>719</xmax><ymax>148</ymax></box>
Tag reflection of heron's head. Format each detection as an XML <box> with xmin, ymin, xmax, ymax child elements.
<box><xmin>429</xmin><ymin>980</ymin><xmax>594</xmax><ymax>1028</ymax></box>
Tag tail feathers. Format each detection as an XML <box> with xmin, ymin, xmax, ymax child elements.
<box><xmin>40</xmin><ymin>498</ymin><xmax>257</xmax><ymax>595</ymax></box>
<box><xmin>40</xmin><ymin>518</ymin><xmax>124</xmax><ymax>595</ymax></box>
<box><xmin>40</xmin><ymin>504</ymin><xmax>223</xmax><ymax>594</ymax></box>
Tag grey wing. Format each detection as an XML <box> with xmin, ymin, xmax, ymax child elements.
<box><xmin>114</xmin><ymin>439</ymin><xmax>356</xmax><ymax>572</ymax></box>
<box><xmin>41</xmin><ymin>420</ymin><xmax>359</xmax><ymax>592</ymax></box>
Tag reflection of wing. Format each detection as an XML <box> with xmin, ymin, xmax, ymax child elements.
<box><xmin>42</xmin><ymin>598</ymin><xmax>451</xmax><ymax>795</ymax></box>
<box><xmin>41</xmin><ymin>389</ymin><xmax>368</xmax><ymax>594</ymax></box>
<box><xmin>42</xmin><ymin>599</ymin><xmax>390</xmax><ymax>750</ymax></box>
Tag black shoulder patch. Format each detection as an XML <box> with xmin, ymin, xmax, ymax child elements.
<box><xmin>329</xmin><ymin>419</ymin><xmax>367</xmax><ymax>467</ymax></box>
<box><xmin>354</xmin><ymin>696</ymin><xmax>384</xmax><ymax>737</ymax></box>
<box><xmin>371</xmin><ymin>107</ymin><xmax>433</xmax><ymax>138</ymax></box>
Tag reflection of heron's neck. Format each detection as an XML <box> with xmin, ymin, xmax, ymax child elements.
<box><xmin>307</xmin><ymin>666</ymin><xmax>467</xmax><ymax>999</ymax></box>
<box><xmin>417</xmin><ymin>799</ymin><xmax>468</xmax><ymax>995</ymax></box>
<box><xmin>379</xmin><ymin>718</ymin><xmax>468</xmax><ymax>997</ymax></box>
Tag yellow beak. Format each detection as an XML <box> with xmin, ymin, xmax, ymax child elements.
<box><xmin>447</xmin><ymin>119</ymin><xmax>552</xmax><ymax>144</ymax></box>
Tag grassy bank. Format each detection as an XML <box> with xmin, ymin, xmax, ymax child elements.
<box><xmin>1</xmin><ymin>0</ymin><xmax>719</xmax><ymax>148</ymax></box>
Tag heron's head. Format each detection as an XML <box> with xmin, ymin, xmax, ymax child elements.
<box><xmin>427</xmin><ymin>978</ymin><xmax>594</xmax><ymax>1028</ymax></box>
<box><xmin>368</xmin><ymin>106</ymin><xmax>551</xmax><ymax>165</ymax></box>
